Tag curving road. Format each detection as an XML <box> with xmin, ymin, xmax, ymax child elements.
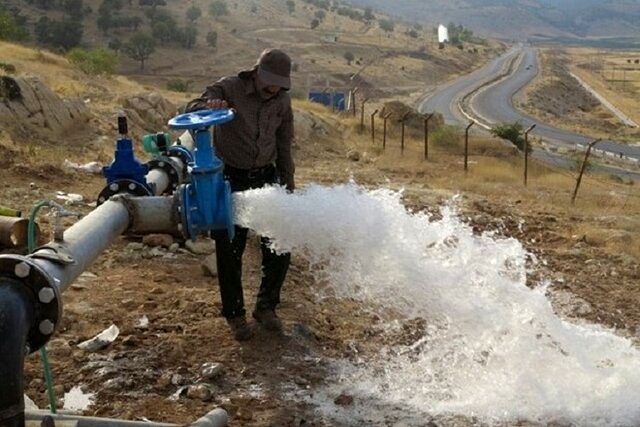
<box><xmin>419</xmin><ymin>47</ymin><xmax>520</xmax><ymax>124</ymax></box>
<box><xmin>419</xmin><ymin>45</ymin><xmax>640</xmax><ymax>167</ymax></box>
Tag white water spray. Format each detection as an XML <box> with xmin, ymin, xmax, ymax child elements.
<box><xmin>234</xmin><ymin>183</ymin><xmax>640</xmax><ymax>426</ymax></box>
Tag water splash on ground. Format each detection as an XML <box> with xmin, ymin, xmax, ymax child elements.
<box><xmin>234</xmin><ymin>183</ymin><xmax>640</xmax><ymax>426</ymax></box>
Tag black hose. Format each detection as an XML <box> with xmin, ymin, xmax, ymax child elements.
<box><xmin>0</xmin><ymin>278</ymin><xmax>36</xmax><ymax>427</ymax></box>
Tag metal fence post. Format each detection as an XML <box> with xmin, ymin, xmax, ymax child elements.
<box><xmin>370</xmin><ymin>109</ymin><xmax>379</xmax><ymax>143</ymax></box>
<box><xmin>572</xmin><ymin>139</ymin><xmax>601</xmax><ymax>204</ymax></box>
<box><xmin>464</xmin><ymin>121</ymin><xmax>475</xmax><ymax>172</ymax></box>
<box><xmin>424</xmin><ymin>113</ymin><xmax>434</xmax><ymax>160</ymax></box>
<box><xmin>523</xmin><ymin>124</ymin><xmax>536</xmax><ymax>186</ymax></box>
<box><xmin>400</xmin><ymin>112</ymin><xmax>410</xmax><ymax>155</ymax></box>
<box><xmin>359</xmin><ymin>98</ymin><xmax>369</xmax><ymax>133</ymax></box>
<box><xmin>382</xmin><ymin>112</ymin><xmax>392</xmax><ymax>151</ymax></box>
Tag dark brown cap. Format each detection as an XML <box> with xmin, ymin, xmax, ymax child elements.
<box><xmin>256</xmin><ymin>49</ymin><xmax>291</xmax><ymax>90</ymax></box>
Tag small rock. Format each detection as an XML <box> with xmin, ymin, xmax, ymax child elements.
<box><xmin>142</xmin><ymin>234</ymin><xmax>175</xmax><ymax>248</ymax></box>
<box><xmin>157</xmin><ymin>372</ymin><xmax>172</xmax><ymax>388</ymax></box>
<box><xmin>186</xmin><ymin>238</ymin><xmax>216</xmax><ymax>255</ymax></box>
<box><xmin>171</xmin><ymin>373</ymin><xmax>187</xmax><ymax>386</ymax></box>
<box><xmin>201</xmin><ymin>254</ymin><xmax>218</xmax><ymax>277</ymax></box>
<box><xmin>186</xmin><ymin>384</ymin><xmax>213</xmax><ymax>401</ymax></box>
<box><xmin>218</xmin><ymin>398</ymin><xmax>239</xmax><ymax>416</ymax></box>
<box><xmin>347</xmin><ymin>150</ymin><xmax>360</xmax><ymax>161</ymax></box>
<box><xmin>201</xmin><ymin>362</ymin><xmax>224</xmax><ymax>380</ymax></box>
<box><xmin>126</xmin><ymin>242</ymin><xmax>144</xmax><ymax>252</ymax></box>
<box><xmin>168</xmin><ymin>243</ymin><xmax>180</xmax><ymax>253</ymax></box>
<box><xmin>334</xmin><ymin>393</ymin><xmax>354</xmax><ymax>406</ymax></box>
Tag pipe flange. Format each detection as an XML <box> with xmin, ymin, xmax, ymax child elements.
<box><xmin>0</xmin><ymin>255</ymin><xmax>62</xmax><ymax>353</ymax></box>
<box><xmin>175</xmin><ymin>185</ymin><xmax>191</xmax><ymax>240</ymax></box>
<box><xmin>97</xmin><ymin>179</ymin><xmax>153</xmax><ymax>206</ymax></box>
<box><xmin>148</xmin><ymin>158</ymin><xmax>181</xmax><ymax>194</ymax></box>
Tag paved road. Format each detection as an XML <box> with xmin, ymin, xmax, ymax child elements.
<box><xmin>418</xmin><ymin>48</ymin><xmax>519</xmax><ymax>123</ymax></box>
<box><xmin>470</xmin><ymin>46</ymin><xmax>640</xmax><ymax>162</ymax></box>
<box><xmin>419</xmin><ymin>45</ymin><xmax>640</xmax><ymax>181</ymax></box>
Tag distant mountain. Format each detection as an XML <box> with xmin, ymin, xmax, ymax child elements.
<box><xmin>346</xmin><ymin>0</ymin><xmax>640</xmax><ymax>40</ymax></box>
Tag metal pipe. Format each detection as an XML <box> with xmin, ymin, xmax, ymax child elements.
<box><xmin>25</xmin><ymin>408</ymin><xmax>228</xmax><ymax>427</ymax></box>
<box><xmin>147</xmin><ymin>168</ymin><xmax>171</xmax><ymax>195</ymax></box>
<box><xmin>0</xmin><ymin>279</ymin><xmax>36</xmax><ymax>427</ymax></box>
<box><xmin>0</xmin><ymin>216</ymin><xmax>39</xmax><ymax>249</ymax></box>
<box><xmin>126</xmin><ymin>196</ymin><xmax>179</xmax><ymax>235</ymax></box>
<box><xmin>30</xmin><ymin>196</ymin><xmax>177</xmax><ymax>294</ymax></box>
<box><xmin>30</xmin><ymin>200</ymin><xmax>130</xmax><ymax>294</ymax></box>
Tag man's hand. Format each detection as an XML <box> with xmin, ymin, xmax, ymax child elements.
<box><xmin>204</xmin><ymin>99</ymin><xmax>229</xmax><ymax>109</ymax></box>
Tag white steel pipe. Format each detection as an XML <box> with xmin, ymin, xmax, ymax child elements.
<box><xmin>30</xmin><ymin>196</ymin><xmax>177</xmax><ymax>294</ymax></box>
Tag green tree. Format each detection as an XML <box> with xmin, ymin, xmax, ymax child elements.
<box><xmin>378</xmin><ymin>18</ymin><xmax>394</xmax><ymax>32</ymax></box>
<box><xmin>180</xmin><ymin>27</ymin><xmax>197</xmax><ymax>49</ymax></box>
<box><xmin>344</xmin><ymin>51</ymin><xmax>354</xmax><ymax>65</ymax></box>
<box><xmin>310</xmin><ymin>18</ymin><xmax>319</xmax><ymax>29</ymax></box>
<box><xmin>209</xmin><ymin>0</ymin><xmax>229</xmax><ymax>17</ymax></box>
<box><xmin>35</xmin><ymin>17</ymin><xmax>83</xmax><ymax>50</ymax></box>
<box><xmin>314</xmin><ymin>10</ymin><xmax>325</xmax><ymax>21</ymax></box>
<box><xmin>96</xmin><ymin>11</ymin><xmax>112</xmax><ymax>34</ymax></box>
<box><xmin>64</xmin><ymin>0</ymin><xmax>85</xmax><ymax>20</ymax></box>
<box><xmin>286</xmin><ymin>0</ymin><xmax>295</xmax><ymax>14</ymax></box>
<box><xmin>363</xmin><ymin>7</ymin><xmax>374</xmax><ymax>22</ymax></box>
<box><xmin>186</xmin><ymin>5</ymin><xmax>201</xmax><ymax>22</ymax></box>
<box><xmin>0</xmin><ymin>11</ymin><xmax>30</xmax><ymax>41</ymax></box>
<box><xmin>124</xmin><ymin>31</ymin><xmax>155</xmax><ymax>70</ymax></box>
<box><xmin>206</xmin><ymin>30</ymin><xmax>218</xmax><ymax>48</ymax></box>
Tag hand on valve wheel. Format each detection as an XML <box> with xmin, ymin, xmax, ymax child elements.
<box><xmin>204</xmin><ymin>99</ymin><xmax>229</xmax><ymax>110</ymax></box>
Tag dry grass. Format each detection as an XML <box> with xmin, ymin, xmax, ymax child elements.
<box><xmin>568</xmin><ymin>47</ymin><xmax>640</xmax><ymax>127</ymax></box>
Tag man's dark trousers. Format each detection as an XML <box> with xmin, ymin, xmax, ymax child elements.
<box><xmin>212</xmin><ymin>164</ymin><xmax>291</xmax><ymax>319</ymax></box>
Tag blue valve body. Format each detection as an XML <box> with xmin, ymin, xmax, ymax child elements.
<box><xmin>168</xmin><ymin>109</ymin><xmax>236</xmax><ymax>240</ymax></box>
<box><xmin>103</xmin><ymin>136</ymin><xmax>151</xmax><ymax>193</ymax></box>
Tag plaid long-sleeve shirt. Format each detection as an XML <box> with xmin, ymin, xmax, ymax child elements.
<box><xmin>185</xmin><ymin>73</ymin><xmax>295</xmax><ymax>190</ymax></box>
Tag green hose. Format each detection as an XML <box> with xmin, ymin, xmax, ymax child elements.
<box><xmin>27</xmin><ymin>200</ymin><xmax>58</xmax><ymax>414</ymax></box>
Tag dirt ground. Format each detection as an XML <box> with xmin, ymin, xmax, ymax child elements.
<box><xmin>2</xmin><ymin>39</ymin><xmax>639</xmax><ymax>427</ymax></box>
<box><xmin>1</xmin><ymin>110</ymin><xmax>636</xmax><ymax>425</ymax></box>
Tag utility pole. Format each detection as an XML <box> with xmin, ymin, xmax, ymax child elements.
<box><xmin>572</xmin><ymin>139</ymin><xmax>601</xmax><ymax>204</ymax></box>
<box><xmin>523</xmin><ymin>124</ymin><xmax>536</xmax><ymax>186</ymax></box>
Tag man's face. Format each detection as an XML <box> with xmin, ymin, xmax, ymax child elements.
<box><xmin>255</xmin><ymin>75</ymin><xmax>281</xmax><ymax>100</ymax></box>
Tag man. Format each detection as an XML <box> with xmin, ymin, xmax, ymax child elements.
<box><xmin>185</xmin><ymin>49</ymin><xmax>295</xmax><ymax>341</ymax></box>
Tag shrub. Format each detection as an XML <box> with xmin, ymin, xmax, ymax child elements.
<box><xmin>206</xmin><ymin>31</ymin><xmax>218</xmax><ymax>48</ymax></box>
<box><xmin>67</xmin><ymin>48</ymin><xmax>119</xmax><ymax>75</ymax></box>
<box><xmin>491</xmin><ymin>122</ymin><xmax>530</xmax><ymax>152</ymax></box>
<box><xmin>167</xmin><ymin>78</ymin><xmax>192</xmax><ymax>92</ymax></box>
<box><xmin>209</xmin><ymin>0</ymin><xmax>229</xmax><ymax>17</ymax></box>
<box><xmin>0</xmin><ymin>62</ymin><xmax>16</xmax><ymax>73</ymax></box>
<box><xmin>432</xmin><ymin>125</ymin><xmax>459</xmax><ymax>147</ymax></box>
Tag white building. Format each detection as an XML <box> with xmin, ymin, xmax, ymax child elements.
<box><xmin>438</xmin><ymin>24</ymin><xmax>449</xmax><ymax>43</ymax></box>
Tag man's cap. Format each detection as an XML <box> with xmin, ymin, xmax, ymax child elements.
<box><xmin>256</xmin><ymin>49</ymin><xmax>292</xmax><ymax>90</ymax></box>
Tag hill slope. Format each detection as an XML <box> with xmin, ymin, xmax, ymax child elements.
<box><xmin>347</xmin><ymin>0</ymin><xmax>640</xmax><ymax>40</ymax></box>
<box><xmin>4</xmin><ymin>0</ymin><xmax>500</xmax><ymax>100</ymax></box>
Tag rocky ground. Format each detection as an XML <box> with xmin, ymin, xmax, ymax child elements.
<box><xmin>1</xmin><ymin>121</ymin><xmax>636</xmax><ymax>425</ymax></box>
<box><xmin>2</xmin><ymin>41</ymin><xmax>639</xmax><ymax>427</ymax></box>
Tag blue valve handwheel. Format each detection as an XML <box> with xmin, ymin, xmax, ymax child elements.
<box><xmin>168</xmin><ymin>109</ymin><xmax>235</xmax><ymax>130</ymax></box>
